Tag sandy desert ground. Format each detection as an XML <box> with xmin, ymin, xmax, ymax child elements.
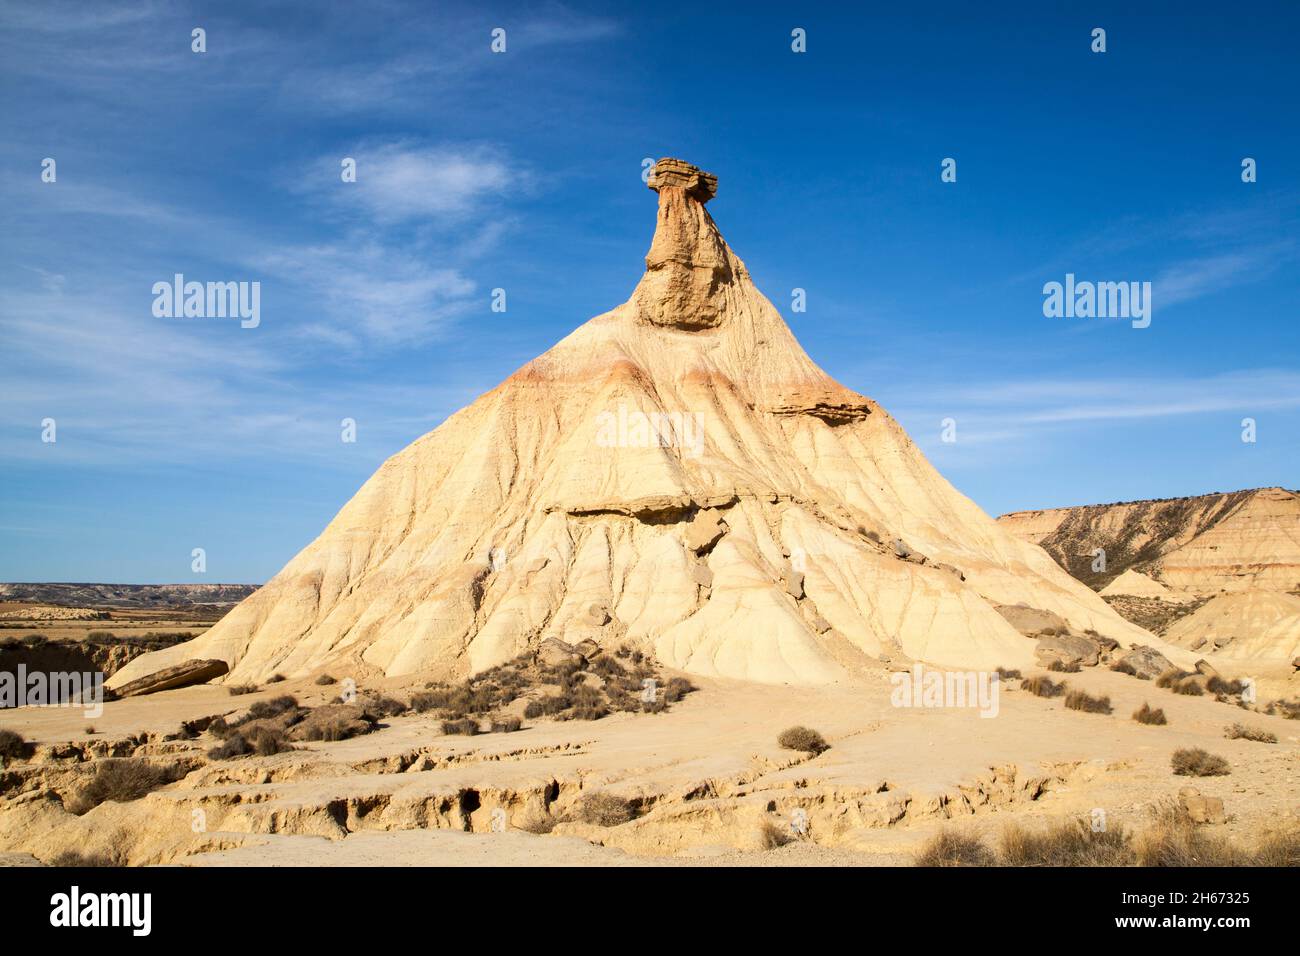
<box><xmin>1</xmin><ymin>652</ymin><xmax>1296</xmax><ymax>867</ymax></box>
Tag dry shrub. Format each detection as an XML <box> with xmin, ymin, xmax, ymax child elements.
<box><xmin>1252</xmin><ymin>829</ymin><xmax>1300</xmax><ymax>866</ymax></box>
<box><xmin>1155</xmin><ymin>668</ymin><xmax>1191</xmax><ymax>689</ymax></box>
<box><xmin>1133</xmin><ymin>703</ymin><xmax>1167</xmax><ymax>725</ymax></box>
<box><xmin>1206</xmin><ymin>675</ymin><xmax>1245</xmax><ymax>695</ymax></box>
<box><xmin>296</xmin><ymin>707</ymin><xmax>374</xmax><ymax>742</ymax></box>
<box><xmin>995</xmin><ymin>667</ymin><xmax>1021</xmax><ymax>680</ymax></box>
<box><xmin>358</xmin><ymin>694</ymin><xmax>407</xmax><ymax>718</ymax></box>
<box><xmin>998</xmin><ymin>818</ymin><xmax>1134</xmax><ymax>866</ymax></box>
<box><xmin>441</xmin><ymin>718</ymin><xmax>480</xmax><ymax>736</ymax></box>
<box><xmin>1110</xmin><ymin>659</ymin><xmax>1137</xmax><ymax>676</ymax></box>
<box><xmin>516</xmin><ymin>813</ymin><xmax>558</xmax><ymax>834</ymax></box>
<box><xmin>1048</xmin><ymin>660</ymin><xmax>1081</xmax><ymax>673</ymax></box>
<box><xmin>242</xmin><ymin>695</ymin><xmax>299</xmax><ymax>722</ymax></box>
<box><xmin>490</xmin><ymin>716</ymin><xmax>522</xmax><ymax>733</ymax></box>
<box><xmin>759</xmin><ymin>820</ymin><xmax>794</xmax><ymax>850</ymax></box>
<box><xmin>1224</xmin><ymin>723</ymin><xmax>1276</xmax><ymax>744</ymax></box>
<box><xmin>1171</xmin><ymin>747</ymin><xmax>1230</xmax><ymax>776</ymax></box>
<box><xmin>1135</xmin><ymin>804</ymin><xmax>1245</xmax><ymax>866</ymax></box>
<box><xmin>66</xmin><ymin>759</ymin><xmax>175</xmax><ymax>814</ymax></box>
<box><xmin>1174</xmin><ymin>679</ymin><xmax>1205</xmax><ymax>697</ymax></box>
<box><xmin>1020</xmin><ymin>676</ymin><xmax>1065</xmax><ymax>698</ymax></box>
<box><xmin>265</xmin><ymin>673</ymin><xmax>286</xmax><ymax>684</ymax></box>
<box><xmin>226</xmin><ymin>684</ymin><xmax>258</xmax><ymax>696</ymax></box>
<box><xmin>47</xmin><ymin>850</ymin><xmax>121</xmax><ymax>867</ymax></box>
<box><xmin>664</xmin><ymin>676</ymin><xmax>697</xmax><ymax>702</ymax></box>
<box><xmin>778</xmin><ymin>726</ymin><xmax>829</xmax><ymax>754</ymax></box>
<box><xmin>207</xmin><ymin>734</ymin><xmax>250</xmax><ymax>760</ymax></box>
<box><xmin>0</xmin><ymin>729</ymin><xmax>31</xmax><ymax>760</ymax></box>
<box><xmin>314</xmin><ymin>674</ymin><xmax>337</xmax><ymax>686</ymax></box>
<box><xmin>578</xmin><ymin>792</ymin><xmax>633</xmax><ymax>827</ymax></box>
<box><xmin>208</xmin><ymin>726</ymin><xmax>293</xmax><ymax>760</ymax></box>
<box><xmin>1065</xmin><ymin>689</ymin><xmax>1112</xmax><ymax>714</ymax></box>
<box><xmin>913</xmin><ymin>831</ymin><xmax>995</xmax><ymax>867</ymax></box>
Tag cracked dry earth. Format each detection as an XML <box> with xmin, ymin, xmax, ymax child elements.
<box><xmin>2</xmin><ymin>664</ymin><xmax>1296</xmax><ymax>866</ymax></box>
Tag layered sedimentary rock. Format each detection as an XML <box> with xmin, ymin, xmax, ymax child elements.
<box><xmin>1000</xmin><ymin>487</ymin><xmax>1300</xmax><ymax>660</ymax></box>
<box><xmin>112</xmin><ymin>159</ymin><xmax>1174</xmax><ymax>689</ymax></box>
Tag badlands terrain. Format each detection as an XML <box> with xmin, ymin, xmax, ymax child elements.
<box><xmin>1000</xmin><ymin>487</ymin><xmax>1300</xmax><ymax>665</ymax></box>
<box><xmin>1</xmin><ymin>160</ymin><xmax>1295</xmax><ymax>866</ymax></box>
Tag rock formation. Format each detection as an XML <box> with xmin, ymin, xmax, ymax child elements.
<box><xmin>999</xmin><ymin>487</ymin><xmax>1300</xmax><ymax>660</ymax></box>
<box><xmin>112</xmin><ymin>159</ymin><xmax>1177</xmax><ymax>689</ymax></box>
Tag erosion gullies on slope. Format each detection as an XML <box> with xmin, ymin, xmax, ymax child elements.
<box><xmin>111</xmin><ymin>159</ymin><xmax>1176</xmax><ymax>689</ymax></box>
<box><xmin>999</xmin><ymin>488</ymin><xmax>1300</xmax><ymax>661</ymax></box>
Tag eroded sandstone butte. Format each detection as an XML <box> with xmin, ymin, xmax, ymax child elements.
<box><xmin>112</xmin><ymin>159</ymin><xmax>1172</xmax><ymax>689</ymax></box>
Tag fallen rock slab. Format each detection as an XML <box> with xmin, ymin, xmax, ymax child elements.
<box><xmin>112</xmin><ymin>659</ymin><xmax>229</xmax><ymax>698</ymax></box>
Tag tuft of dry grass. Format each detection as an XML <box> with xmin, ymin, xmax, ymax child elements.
<box><xmin>663</xmin><ymin>676</ymin><xmax>696</xmax><ymax>702</ymax></box>
<box><xmin>1206</xmin><ymin>675</ymin><xmax>1245</xmax><ymax>695</ymax></box>
<box><xmin>918</xmin><ymin>806</ymin><xmax>1300</xmax><ymax>867</ymax></box>
<box><xmin>1133</xmin><ymin>703</ymin><xmax>1167</xmax><ymax>725</ymax></box>
<box><xmin>1171</xmin><ymin>747</ymin><xmax>1230</xmax><ymax>777</ymax></box>
<box><xmin>226</xmin><ymin>684</ymin><xmax>258</xmax><ymax>696</ymax></box>
<box><xmin>1065</xmin><ymin>689</ymin><xmax>1112</xmax><ymax>714</ymax></box>
<box><xmin>914</xmin><ymin>831</ymin><xmax>995</xmax><ymax>867</ymax></box>
<box><xmin>265</xmin><ymin>673</ymin><xmax>286</xmax><ymax>684</ymax></box>
<box><xmin>1020</xmin><ymin>675</ymin><xmax>1065</xmax><ymax>698</ymax></box>
<box><xmin>1110</xmin><ymin>659</ymin><xmax>1138</xmax><ymax>676</ymax></box>
<box><xmin>0</xmin><ymin>728</ymin><xmax>31</xmax><ymax>760</ymax></box>
<box><xmin>1135</xmin><ymin>804</ymin><xmax>1244</xmax><ymax>866</ymax></box>
<box><xmin>66</xmin><ymin>759</ymin><xmax>175</xmax><ymax>814</ymax></box>
<box><xmin>239</xmin><ymin>695</ymin><xmax>299</xmax><ymax>723</ymax></box>
<box><xmin>441</xmin><ymin>718</ymin><xmax>480</xmax><ymax>736</ymax></box>
<box><xmin>777</xmin><ymin>726</ymin><xmax>828</xmax><ymax>754</ymax></box>
<box><xmin>759</xmin><ymin>820</ymin><xmax>795</xmax><ymax>849</ymax></box>
<box><xmin>1048</xmin><ymin>659</ymin><xmax>1081</xmax><ymax>673</ymax></box>
<box><xmin>995</xmin><ymin>667</ymin><xmax>1021</xmax><ymax>680</ymax></box>
<box><xmin>1174</xmin><ymin>678</ymin><xmax>1205</xmax><ymax>697</ymax></box>
<box><xmin>47</xmin><ymin>850</ymin><xmax>121</xmax><ymax>867</ymax></box>
<box><xmin>207</xmin><ymin>725</ymin><xmax>293</xmax><ymax>760</ymax></box>
<box><xmin>998</xmin><ymin>818</ymin><xmax>1134</xmax><ymax>866</ymax></box>
<box><xmin>490</xmin><ymin>715</ymin><xmax>522</xmax><ymax>733</ymax></box>
<box><xmin>578</xmin><ymin>792</ymin><xmax>634</xmax><ymax>827</ymax></box>
<box><xmin>1155</xmin><ymin>668</ymin><xmax>1191</xmax><ymax>689</ymax></box>
<box><xmin>1224</xmin><ymin>722</ymin><xmax>1277</xmax><ymax>744</ymax></box>
<box><xmin>314</xmin><ymin>674</ymin><xmax>337</xmax><ymax>686</ymax></box>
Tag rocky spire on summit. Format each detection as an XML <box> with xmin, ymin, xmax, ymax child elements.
<box><xmin>648</xmin><ymin>157</ymin><xmax>718</xmax><ymax>202</ymax></box>
<box><xmin>637</xmin><ymin>158</ymin><xmax>732</xmax><ymax>330</ymax></box>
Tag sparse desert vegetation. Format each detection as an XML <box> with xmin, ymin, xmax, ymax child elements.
<box><xmin>1132</xmin><ymin>703</ymin><xmax>1168</xmax><ymax>725</ymax></box>
<box><xmin>1020</xmin><ymin>675</ymin><xmax>1065</xmax><ymax>698</ymax></box>
<box><xmin>778</xmin><ymin>726</ymin><xmax>829</xmax><ymax>754</ymax></box>
<box><xmin>0</xmin><ymin>728</ymin><xmax>31</xmax><ymax>760</ymax></box>
<box><xmin>1224</xmin><ymin>722</ymin><xmax>1277</xmax><ymax>744</ymax></box>
<box><xmin>914</xmin><ymin>830</ymin><xmax>996</xmax><ymax>867</ymax></box>
<box><xmin>1064</xmin><ymin>689</ymin><xmax>1112</xmax><ymax>714</ymax></box>
<box><xmin>578</xmin><ymin>792</ymin><xmax>634</xmax><ymax>827</ymax></box>
<box><xmin>917</xmin><ymin>810</ymin><xmax>1300</xmax><ymax>867</ymax></box>
<box><xmin>65</xmin><ymin>759</ymin><xmax>177</xmax><ymax>814</ymax></box>
<box><xmin>1171</xmin><ymin>747</ymin><xmax>1230</xmax><ymax>777</ymax></box>
<box><xmin>411</xmin><ymin>641</ymin><xmax>694</xmax><ymax>729</ymax></box>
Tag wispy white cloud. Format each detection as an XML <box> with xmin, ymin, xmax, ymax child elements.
<box><xmin>303</xmin><ymin>142</ymin><xmax>522</xmax><ymax>224</ymax></box>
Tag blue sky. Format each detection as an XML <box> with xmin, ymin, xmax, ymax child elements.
<box><xmin>2</xmin><ymin>0</ymin><xmax>1297</xmax><ymax>583</ymax></box>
